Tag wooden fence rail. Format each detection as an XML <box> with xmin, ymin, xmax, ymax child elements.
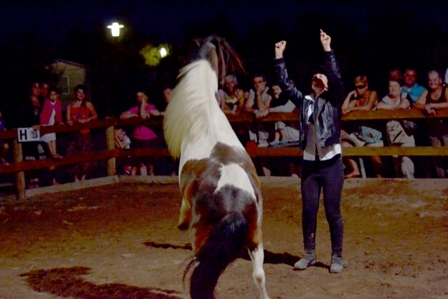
<box><xmin>1</xmin><ymin>108</ymin><xmax>447</xmax><ymax>200</ymax></box>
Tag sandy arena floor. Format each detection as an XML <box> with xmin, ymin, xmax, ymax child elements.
<box><xmin>0</xmin><ymin>177</ymin><xmax>447</xmax><ymax>299</ymax></box>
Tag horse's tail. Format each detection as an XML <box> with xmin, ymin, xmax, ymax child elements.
<box><xmin>185</xmin><ymin>212</ymin><xmax>248</xmax><ymax>299</ymax></box>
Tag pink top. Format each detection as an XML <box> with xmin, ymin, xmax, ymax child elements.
<box><xmin>40</xmin><ymin>99</ymin><xmax>63</xmax><ymax>125</ymax></box>
<box><xmin>128</xmin><ymin>104</ymin><xmax>157</xmax><ymax>140</ymax></box>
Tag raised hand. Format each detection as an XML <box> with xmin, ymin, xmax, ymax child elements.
<box><xmin>275</xmin><ymin>41</ymin><xmax>287</xmax><ymax>59</ymax></box>
<box><xmin>320</xmin><ymin>29</ymin><xmax>331</xmax><ymax>52</ymax></box>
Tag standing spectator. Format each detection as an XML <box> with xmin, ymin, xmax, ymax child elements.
<box><xmin>66</xmin><ymin>84</ymin><xmax>98</xmax><ymax>182</ymax></box>
<box><xmin>389</xmin><ymin>67</ymin><xmax>403</xmax><ymax>84</ymax></box>
<box><xmin>274</xmin><ymin>30</ymin><xmax>346</xmax><ymax>273</ymax></box>
<box><xmin>402</xmin><ymin>68</ymin><xmax>426</xmax><ymax>104</ymax></box>
<box><xmin>40</xmin><ymin>82</ymin><xmax>50</xmax><ymax>101</ymax></box>
<box><xmin>13</xmin><ymin>81</ymin><xmax>49</xmax><ymax>188</ymax></box>
<box><xmin>120</xmin><ymin>90</ymin><xmax>162</xmax><ymax>176</ymax></box>
<box><xmin>377</xmin><ymin>79</ymin><xmax>416</xmax><ymax>178</ymax></box>
<box><xmin>341</xmin><ymin>75</ymin><xmax>383</xmax><ymax>178</ymax></box>
<box><xmin>414</xmin><ymin>70</ymin><xmax>448</xmax><ymax>178</ymax></box>
<box><xmin>40</xmin><ymin>87</ymin><xmax>63</xmax><ymax>159</ymax></box>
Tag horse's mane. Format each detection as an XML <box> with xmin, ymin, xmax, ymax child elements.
<box><xmin>190</xmin><ymin>35</ymin><xmax>245</xmax><ymax>86</ymax></box>
<box><xmin>163</xmin><ymin>60</ymin><xmax>224</xmax><ymax>158</ymax></box>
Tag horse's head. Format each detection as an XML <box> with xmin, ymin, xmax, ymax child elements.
<box><xmin>191</xmin><ymin>35</ymin><xmax>245</xmax><ymax>86</ymax></box>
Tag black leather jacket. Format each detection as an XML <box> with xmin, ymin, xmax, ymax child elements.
<box><xmin>274</xmin><ymin>50</ymin><xmax>344</xmax><ymax>150</ymax></box>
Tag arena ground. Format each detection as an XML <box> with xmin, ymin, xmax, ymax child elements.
<box><xmin>0</xmin><ymin>177</ymin><xmax>447</xmax><ymax>299</ymax></box>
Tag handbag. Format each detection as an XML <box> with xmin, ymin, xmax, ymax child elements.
<box><xmin>360</xmin><ymin>126</ymin><xmax>383</xmax><ymax>144</ymax></box>
<box><xmin>400</xmin><ymin>120</ymin><xmax>418</xmax><ymax>136</ymax></box>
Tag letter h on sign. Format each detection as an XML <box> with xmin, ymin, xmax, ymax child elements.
<box><xmin>18</xmin><ymin>128</ymin><xmax>40</xmax><ymax>142</ymax></box>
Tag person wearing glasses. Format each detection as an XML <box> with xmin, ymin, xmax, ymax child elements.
<box><xmin>402</xmin><ymin>68</ymin><xmax>426</xmax><ymax>104</ymax></box>
<box><xmin>341</xmin><ymin>76</ymin><xmax>383</xmax><ymax>178</ymax></box>
<box><xmin>342</xmin><ymin>76</ymin><xmax>378</xmax><ymax>114</ymax></box>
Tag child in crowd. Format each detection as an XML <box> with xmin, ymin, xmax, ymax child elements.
<box><xmin>114</xmin><ymin>128</ymin><xmax>136</xmax><ymax>176</ymax></box>
<box><xmin>40</xmin><ymin>87</ymin><xmax>63</xmax><ymax>159</ymax></box>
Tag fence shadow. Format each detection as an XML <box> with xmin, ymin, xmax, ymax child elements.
<box><xmin>20</xmin><ymin>266</ymin><xmax>184</xmax><ymax>299</ymax></box>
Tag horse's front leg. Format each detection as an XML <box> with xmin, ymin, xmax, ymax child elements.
<box><xmin>177</xmin><ymin>197</ymin><xmax>191</xmax><ymax>230</ymax></box>
<box><xmin>248</xmin><ymin>243</ymin><xmax>270</xmax><ymax>299</ymax></box>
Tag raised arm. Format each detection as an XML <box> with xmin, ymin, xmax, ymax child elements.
<box><xmin>321</xmin><ymin>29</ymin><xmax>344</xmax><ymax>107</ymax></box>
<box><xmin>273</xmin><ymin>41</ymin><xmax>304</xmax><ymax>105</ymax></box>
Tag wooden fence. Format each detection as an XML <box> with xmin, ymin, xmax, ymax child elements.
<box><xmin>1</xmin><ymin>108</ymin><xmax>447</xmax><ymax>200</ymax></box>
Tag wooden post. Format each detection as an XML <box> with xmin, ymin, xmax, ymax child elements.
<box><xmin>13</xmin><ymin>140</ymin><xmax>26</xmax><ymax>200</ymax></box>
<box><xmin>106</xmin><ymin>126</ymin><xmax>116</xmax><ymax>176</ymax></box>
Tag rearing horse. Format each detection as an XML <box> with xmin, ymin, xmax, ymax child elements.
<box><xmin>163</xmin><ymin>35</ymin><xmax>269</xmax><ymax>299</ymax></box>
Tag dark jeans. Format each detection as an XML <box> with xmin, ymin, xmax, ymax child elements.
<box><xmin>301</xmin><ymin>154</ymin><xmax>344</xmax><ymax>256</ymax></box>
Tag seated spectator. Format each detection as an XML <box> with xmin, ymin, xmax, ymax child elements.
<box><xmin>341</xmin><ymin>75</ymin><xmax>383</xmax><ymax>178</ymax></box>
<box><xmin>159</xmin><ymin>86</ymin><xmax>172</xmax><ymax>116</ymax></box>
<box><xmin>262</xmin><ymin>83</ymin><xmax>301</xmax><ymax>177</ymax></box>
<box><xmin>114</xmin><ymin>128</ymin><xmax>136</xmax><ymax>176</ymax></box>
<box><xmin>377</xmin><ymin>79</ymin><xmax>416</xmax><ymax>178</ymax></box>
<box><xmin>233</xmin><ymin>85</ymin><xmax>247</xmax><ymax>114</ymax></box>
<box><xmin>40</xmin><ymin>87</ymin><xmax>63</xmax><ymax>159</ymax></box>
<box><xmin>402</xmin><ymin>68</ymin><xmax>426</xmax><ymax>104</ymax></box>
<box><xmin>244</xmin><ymin>74</ymin><xmax>272</xmax><ymax>148</ymax></box>
<box><xmin>66</xmin><ymin>84</ymin><xmax>98</xmax><ymax>182</ymax></box>
<box><xmin>414</xmin><ymin>70</ymin><xmax>448</xmax><ymax>178</ymax></box>
<box><xmin>220</xmin><ymin>74</ymin><xmax>244</xmax><ymax>115</ymax></box>
<box><xmin>263</xmin><ymin>84</ymin><xmax>299</xmax><ymax>146</ymax></box>
<box><xmin>0</xmin><ymin>109</ymin><xmax>9</xmax><ymax>166</ymax></box>
<box><xmin>120</xmin><ymin>89</ymin><xmax>162</xmax><ymax>176</ymax></box>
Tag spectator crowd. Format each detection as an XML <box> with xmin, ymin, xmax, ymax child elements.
<box><xmin>1</xmin><ymin>58</ymin><xmax>448</xmax><ymax>189</ymax></box>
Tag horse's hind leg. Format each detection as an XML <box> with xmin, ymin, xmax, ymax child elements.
<box><xmin>177</xmin><ymin>197</ymin><xmax>191</xmax><ymax>230</ymax></box>
<box><xmin>248</xmin><ymin>243</ymin><xmax>270</xmax><ymax>299</ymax></box>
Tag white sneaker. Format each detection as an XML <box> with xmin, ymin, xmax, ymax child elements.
<box><xmin>330</xmin><ymin>256</ymin><xmax>347</xmax><ymax>273</ymax></box>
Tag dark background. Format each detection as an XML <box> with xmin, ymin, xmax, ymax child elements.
<box><xmin>1</xmin><ymin>0</ymin><xmax>447</xmax><ymax>122</ymax></box>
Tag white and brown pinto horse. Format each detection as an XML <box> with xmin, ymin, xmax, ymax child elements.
<box><xmin>163</xmin><ymin>35</ymin><xmax>269</xmax><ymax>299</ymax></box>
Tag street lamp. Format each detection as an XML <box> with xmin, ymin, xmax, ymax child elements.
<box><xmin>107</xmin><ymin>22</ymin><xmax>124</xmax><ymax>37</ymax></box>
<box><xmin>159</xmin><ymin>47</ymin><xmax>167</xmax><ymax>58</ymax></box>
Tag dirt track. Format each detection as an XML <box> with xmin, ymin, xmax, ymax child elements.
<box><xmin>1</xmin><ymin>178</ymin><xmax>447</xmax><ymax>299</ymax></box>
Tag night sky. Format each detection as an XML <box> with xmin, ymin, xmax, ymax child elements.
<box><xmin>1</xmin><ymin>0</ymin><xmax>447</xmax><ymax>46</ymax></box>
<box><xmin>1</xmin><ymin>0</ymin><xmax>447</xmax><ymax>117</ymax></box>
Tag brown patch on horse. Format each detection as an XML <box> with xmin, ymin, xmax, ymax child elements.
<box><xmin>179</xmin><ymin>142</ymin><xmax>262</xmax><ymax>248</ymax></box>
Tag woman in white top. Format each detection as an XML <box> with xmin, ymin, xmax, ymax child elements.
<box><xmin>377</xmin><ymin>79</ymin><xmax>415</xmax><ymax>178</ymax></box>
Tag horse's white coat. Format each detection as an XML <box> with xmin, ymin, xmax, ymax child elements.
<box><xmin>215</xmin><ymin>164</ymin><xmax>256</xmax><ymax>198</ymax></box>
<box><xmin>164</xmin><ymin>59</ymin><xmax>244</xmax><ymax>176</ymax></box>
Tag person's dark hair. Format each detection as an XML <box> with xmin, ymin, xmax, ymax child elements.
<box><xmin>388</xmin><ymin>78</ymin><xmax>402</xmax><ymax>87</ymax></box>
<box><xmin>74</xmin><ymin>84</ymin><xmax>88</xmax><ymax>94</ymax></box>
<box><xmin>252</xmin><ymin>74</ymin><xmax>266</xmax><ymax>82</ymax></box>
<box><xmin>48</xmin><ymin>86</ymin><xmax>59</xmax><ymax>94</ymax></box>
